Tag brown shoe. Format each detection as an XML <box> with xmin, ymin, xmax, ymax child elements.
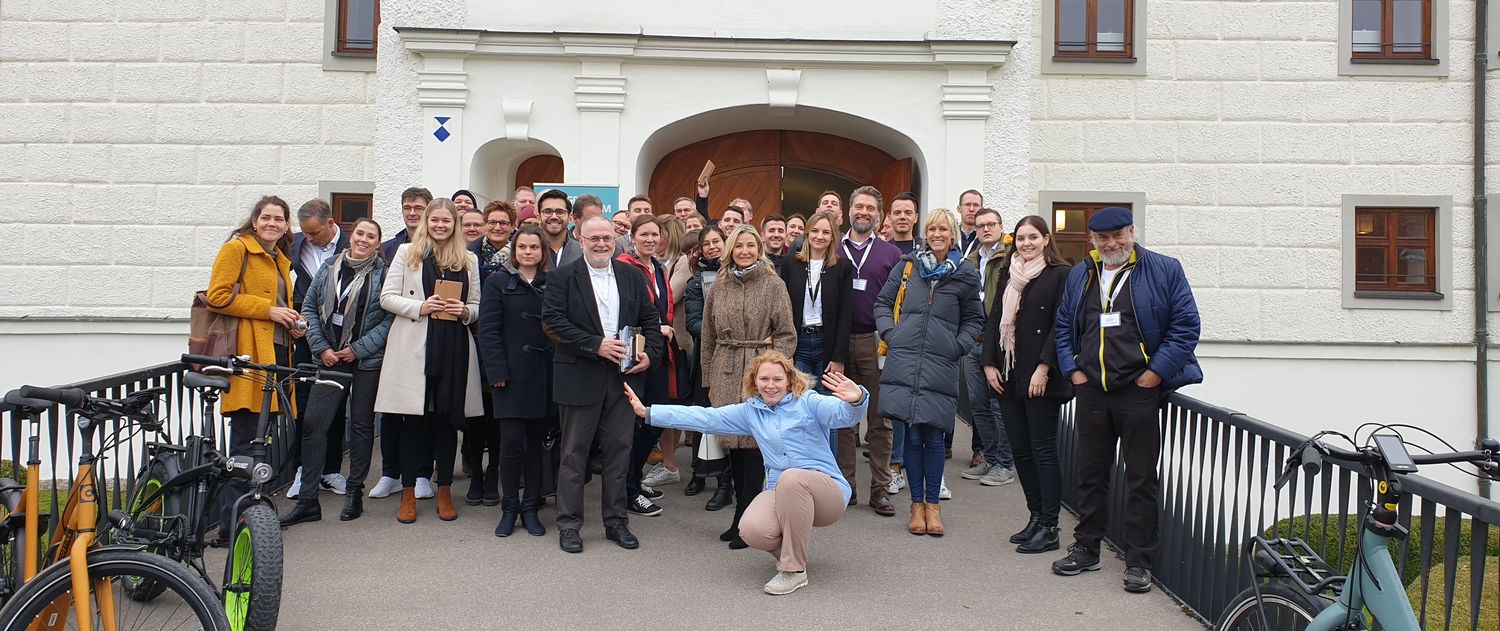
<box><xmin>436</xmin><ymin>485</ymin><xmax>458</xmax><ymax>521</ymax></box>
<box><xmin>869</xmin><ymin>489</ymin><xmax>895</xmax><ymax>517</ymax></box>
<box><xmin>908</xmin><ymin>503</ymin><xmax>927</xmax><ymax>535</ymax></box>
<box><xmin>924</xmin><ymin>502</ymin><xmax>944</xmax><ymax>537</ymax></box>
<box><xmin>397</xmin><ymin>488</ymin><xmax>417</xmax><ymax>524</ymax></box>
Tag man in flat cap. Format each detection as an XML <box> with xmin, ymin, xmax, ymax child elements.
<box><xmin>1049</xmin><ymin>206</ymin><xmax>1202</xmax><ymax>594</ymax></box>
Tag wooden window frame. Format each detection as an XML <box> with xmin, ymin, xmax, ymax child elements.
<box><xmin>1350</xmin><ymin>0</ymin><xmax>1433</xmax><ymax>62</ymax></box>
<box><xmin>1353</xmin><ymin>207</ymin><xmax>1437</xmax><ymax>293</ymax></box>
<box><xmin>1049</xmin><ymin>201</ymin><xmax>1133</xmax><ymax>265</ymax></box>
<box><xmin>335</xmin><ymin>0</ymin><xmax>379</xmax><ymax>57</ymax></box>
<box><xmin>1054</xmin><ymin>0</ymin><xmax>1136</xmax><ymax>61</ymax></box>
<box><xmin>330</xmin><ymin>192</ymin><xmax>373</xmax><ymax>232</ymax></box>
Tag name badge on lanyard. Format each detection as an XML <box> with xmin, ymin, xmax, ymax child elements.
<box><xmin>331</xmin><ymin>313</ymin><xmax>345</xmax><ymax>327</ymax></box>
<box><xmin>843</xmin><ymin>240</ymin><xmax>873</xmax><ymax>293</ymax></box>
<box><xmin>1100</xmin><ymin>268</ymin><xmax>1132</xmax><ymax>329</ymax></box>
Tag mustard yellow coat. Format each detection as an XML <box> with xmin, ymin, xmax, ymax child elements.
<box><xmin>205</xmin><ymin>234</ymin><xmax>295</xmax><ymax>415</ymax></box>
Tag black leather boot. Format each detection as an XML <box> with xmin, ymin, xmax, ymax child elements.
<box><xmin>339</xmin><ymin>487</ymin><xmax>363</xmax><ymax>521</ymax></box>
<box><xmin>519</xmin><ymin>497</ymin><xmax>545</xmax><ymax>536</ymax></box>
<box><xmin>280</xmin><ymin>499</ymin><xmax>321</xmax><ymax>527</ymax></box>
<box><xmin>1017</xmin><ymin>525</ymin><xmax>1060</xmax><ymax>554</ymax></box>
<box><xmin>465</xmin><ymin>478</ymin><xmax>485</xmax><ymax>506</ymax></box>
<box><xmin>494</xmin><ymin>497</ymin><xmax>520</xmax><ymax>537</ymax></box>
<box><xmin>481</xmin><ymin>464</ymin><xmax>501</xmax><ymax>506</ymax></box>
<box><xmin>705</xmin><ymin>476</ymin><xmax>734</xmax><ymax>511</ymax></box>
<box><xmin>1009</xmin><ymin>515</ymin><xmax>1041</xmax><ymax>544</ymax></box>
<box><xmin>683</xmin><ymin>476</ymin><xmax>706</xmax><ymax>496</ymax></box>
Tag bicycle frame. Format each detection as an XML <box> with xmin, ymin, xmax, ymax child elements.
<box><xmin>1305</xmin><ymin>463</ymin><xmax>1420</xmax><ymax>631</ymax></box>
<box><xmin>35</xmin><ymin>413</ymin><xmax>118</xmax><ymax>631</ymax></box>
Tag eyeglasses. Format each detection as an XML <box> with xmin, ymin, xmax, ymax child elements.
<box><xmin>584</xmin><ymin>236</ymin><xmax>615</xmax><ymax>244</ymax></box>
<box><xmin>486</xmin><ymin>220</ymin><xmax>513</xmax><ymax>227</ymax></box>
<box><xmin>401</xmin><ymin>205</ymin><xmax>425</xmax><ymax>212</ymax></box>
<box><xmin>976</xmin><ymin>222</ymin><xmax>1002</xmax><ymax>230</ymax></box>
<box><xmin>539</xmin><ymin>209</ymin><xmax>568</xmax><ymax>217</ymax></box>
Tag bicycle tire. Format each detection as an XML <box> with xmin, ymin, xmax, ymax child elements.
<box><xmin>122</xmin><ymin>462</ymin><xmax>172</xmax><ymax>602</ymax></box>
<box><xmin>0</xmin><ymin>478</ymin><xmax>25</xmax><ymax>604</ymax></box>
<box><xmin>223</xmin><ymin>503</ymin><xmax>282</xmax><ymax>631</ymax></box>
<box><xmin>1217</xmin><ymin>581</ymin><xmax>1328</xmax><ymax>631</ymax></box>
<box><xmin>0</xmin><ymin>548</ymin><xmax>229</xmax><ymax>630</ymax></box>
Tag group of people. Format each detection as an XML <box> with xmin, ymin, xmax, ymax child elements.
<box><xmin>203</xmin><ymin>181</ymin><xmax>1201</xmax><ymax>596</ymax></box>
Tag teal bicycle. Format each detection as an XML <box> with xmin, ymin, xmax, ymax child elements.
<box><xmin>1215</xmin><ymin>428</ymin><xmax>1500</xmax><ymax>630</ymax></box>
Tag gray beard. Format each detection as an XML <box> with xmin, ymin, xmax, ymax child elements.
<box><xmin>851</xmin><ymin>218</ymin><xmax>875</xmax><ymax>234</ymax></box>
<box><xmin>1099</xmin><ymin>249</ymin><xmax>1130</xmax><ymax>267</ymax></box>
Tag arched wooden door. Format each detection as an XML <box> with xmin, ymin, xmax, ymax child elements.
<box><xmin>515</xmin><ymin>155</ymin><xmax>563</xmax><ymax>191</ymax></box>
<box><xmin>649</xmin><ymin>130</ymin><xmax>916</xmax><ymax>221</ymax></box>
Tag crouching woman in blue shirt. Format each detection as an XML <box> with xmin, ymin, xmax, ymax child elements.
<box><xmin>624</xmin><ymin>350</ymin><xmax>868</xmax><ymax>596</ymax></box>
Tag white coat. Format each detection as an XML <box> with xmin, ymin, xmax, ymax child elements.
<box><xmin>373</xmin><ymin>243</ymin><xmax>484</xmax><ymax>418</ymax></box>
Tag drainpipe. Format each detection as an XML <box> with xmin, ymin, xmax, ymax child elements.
<box><xmin>1475</xmin><ymin>0</ymin><xmax>1491</xmax><ymax>498</ymax></box>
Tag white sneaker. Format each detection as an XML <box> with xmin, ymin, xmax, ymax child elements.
<box><xmin>285</xmin><ymin>467</ymin><xmax>304</xmax><ymax>499</ymax></box>
<box><xmin>939</xmin><ymin>476</ymin><xmax>952</xmax><ymax>500</ymax></box>
<box><xmin>368</xmin><ymin>476</ymin><xmax>400</xmax><ymax>498</ymax></box>
<box><xmin>886</xmin><ymin>468</ymin><xmax>906</xmax><ymax>494</ymax></box>
<box><xmin>763</xmin><ymin>571</ymin><xmax>809</xmax><ymax>595</ymax></box>
<box><xmin>415</xmin><ymin>477</ymin><xmax>436</xmax><ymax>499</ymax></box>
<box><xmin>320</xmin><ymin>473</ymin><xmax>348</xmax><ymax>495</ymax></box>
<box><xmin>642</xmin><ymin>464</ymin><xmax>681</xmax><ymax>487</ymax></box>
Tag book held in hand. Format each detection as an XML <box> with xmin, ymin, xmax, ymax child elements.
<box><xmin>431</xmin><ymin>279</ymin><xmax>463</xmax><ymax>321</ymax></box>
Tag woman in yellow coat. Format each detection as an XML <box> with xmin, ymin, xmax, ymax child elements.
<box><xmin>205</xmin><ymin>195</ymin><xmax>304</xmax><ymax>533</ymax></box>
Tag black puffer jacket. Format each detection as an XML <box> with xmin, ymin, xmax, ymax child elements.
<box><xmin>874</xmin><ymin>254</ymin><xmax>985</xmax><ymax>432</ymax></box>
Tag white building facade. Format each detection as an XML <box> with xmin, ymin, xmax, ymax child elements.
<box><xmin>3</xmin><ymin>0</ymin><xmax>1498</xmax><ymax>468</ymax></box>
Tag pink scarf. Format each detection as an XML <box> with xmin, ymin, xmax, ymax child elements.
<box><xmin>1000</xmin><ymin>254</ymin><xmax>1047</xmax><ymax>381</ymax></box>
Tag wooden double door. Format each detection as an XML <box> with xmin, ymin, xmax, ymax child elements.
<box><xmin>648</xmin><ymin>130</ymin><xmax>915</xmax><ymax>221</ymax></box>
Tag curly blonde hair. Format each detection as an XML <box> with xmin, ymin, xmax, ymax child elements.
<box><xmin>740</xmin><ymin>350</ymin><xmax>811</xmax><ymax>399</ymax></box>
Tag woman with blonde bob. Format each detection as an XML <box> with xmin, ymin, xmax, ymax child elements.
<box><xmin>625</xmin><ymin>351</ymin><xmax>869</xmax><ymax>596</ymax></box>
<box><xmin>375</xmin><ymin>197</ymin><xmax>484</xmax><ymax>524</ymax></box>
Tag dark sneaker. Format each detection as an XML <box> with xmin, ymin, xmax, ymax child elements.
<box><xmin>1051</xmin><ymin>543</ymin><xmax>1102</xmax><ymax>576</ymax></box>
<box><xmin>640</xmin><ymin>486</ymin><xmax>664</xmax><ymax>501</ymax></box>
<box><xmin>628</xmin><ymin>494</ymin><xmax>664</xmax><ymax>516</ymax></box>
<box><xmin>1123</xmin><ymin>567</ymin><xmax>1153</xmax><ymax>593</ymax></box>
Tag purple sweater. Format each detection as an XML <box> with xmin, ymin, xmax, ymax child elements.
<box><xmin>841</xmin><ymin>235</ymin><xmax>903</xmax><ymax>333</ymax></box>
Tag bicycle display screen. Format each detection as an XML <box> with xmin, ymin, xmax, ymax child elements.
<box><xmin>1372</xmin><ymin>433</ymin><xmax>1418</xmax><ymax>473</ymax></box>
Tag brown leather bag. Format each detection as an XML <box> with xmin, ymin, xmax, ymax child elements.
<box><xmin>188</xmin><ymin>251</ymin><xmax>249</xmax><ymax>368</ymax></box>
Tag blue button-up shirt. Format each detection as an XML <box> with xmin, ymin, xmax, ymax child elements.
<box><xmin>648</xmin><ymin>388</ymin><xmax>869</xmax><ymax>504</ymax></box>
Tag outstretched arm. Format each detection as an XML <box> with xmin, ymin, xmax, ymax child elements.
<box><xmin>809</xmin><ymin>372</ymin><xmax>869</xmax><ymax>430</ymax></box>
<box><xmin>625</xmin><ymin>383</ymin><xmax>753</xmax><ymax>436</ymax></box>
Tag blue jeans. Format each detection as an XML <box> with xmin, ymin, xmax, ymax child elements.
<box><xmin>891</xmin><ymin>420</ymin><xmax>906</xmax><ymax>466</ymax></box>
<box><xmin>794</xmin><ymin>330</ymin><xmax>837</xmax><ymax>453</ymax></box>
<box><xmin>962</xmin><ymin>346</ymin><xmax>1013</xmax><ymax>469</ymax></box>
<box><xmin>905</xmin><ymin>424</ymin><xmax>946</xmax><ymax>504</ymax></box>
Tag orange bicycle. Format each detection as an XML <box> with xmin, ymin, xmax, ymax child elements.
<box><xmin>0</xmin><ymin>386</ymin><xmax>227</xmax><ymax>630</ymax></box>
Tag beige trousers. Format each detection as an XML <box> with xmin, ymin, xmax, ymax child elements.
<box><xmin>738</xmin><ymin>468</ymin><xmax>846</xmax><ymax>572</ymax></box>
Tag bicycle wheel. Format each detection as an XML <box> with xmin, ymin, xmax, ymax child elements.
<box><xmin>122</xmin><ymin>462</ymin><xmax>172</xmax><ymax>602</ymax></box>
<box><xmin>1217</xmin><ymin>582</ymin><xmax>1328</xmax><ymax>630</ymax></box>
<box><xmin>0</xmin><ymin>478</ymin><xmax>26</xmax><ymax>602</ymax></box>
<box><xmin>0</xmin><ymin>548</ymin><xmax>228</xmax><ymax>630</ymax></box>
<box><xmin>222</xmin><ymin>503</ymin><xmax>281</xmax><ymax>631</ymax></box>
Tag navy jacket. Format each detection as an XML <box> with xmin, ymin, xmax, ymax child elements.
<box><xmin>298</xmin><ymin>256</ymin><xmax>393</xmax><ymax>371</ymax></box>
<box><xmin>478</xmin><ymin>263</ymin><xmax>554</xmax><ymax>419</ymax></box>
<box><xmin>1055</xmin><ymin>245</ymin><xmax>1203</xmax><ymax>391</ymax></box>
<box><xmin>290</xmin><ymin>228</ymin><xmax>350</xmax><ymax>308</ymax></box>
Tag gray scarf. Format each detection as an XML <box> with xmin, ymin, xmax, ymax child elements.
<box><xmin>318</xmin><ymin>251</ymin><xmax>379</xmax><ymax>350</ymax></box>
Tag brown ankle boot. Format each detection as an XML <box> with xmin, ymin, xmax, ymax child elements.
<box><xmin>924</xmin><ymin>502</ymin><xmax>944</xmax><ymax>537</ymax></box>
<box><xmin>908</xmin><ymin>503</ymin><xmax>927</xmax><ymax>535</ymax></box>
<box><xmin>397</xmin><ymin>488</ymin><xmax>417</xmax><ymax>524</ymax></box>
<box><xmin>436</xmin><ymin>485</ymin><xmax>458</xmax><ymax>521</ymax></box>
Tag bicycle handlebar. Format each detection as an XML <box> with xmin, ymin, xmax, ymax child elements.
<box><xmin>1299</xmin><ymin>435</ymin><xmax>1500</xmax><ymax>476</ymax></box>
<box><xmin>17</xmin><ymin>385</ymin><xmax>87</xmax><ymax>408</ymax></box>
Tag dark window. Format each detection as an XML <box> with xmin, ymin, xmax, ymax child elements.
<box><xmin>331</xmin><ymin>193</ymin><xmax>373</xmax><ymax>231</ymax></box>
<box><xmin>336</xmin><ymin>0</ymin><xmax>379</xmax><ymax>56</ymax></box>
<box><xmin>1049</xmin><ymin>201</ymin><xmax>1132</xmax><ymax>264</ymax></box>
<box><xmin>1055</xmin><ymin>0</ymin><xmax>1134</xmax><ymax>59</ymax></box>
<box><xmin>1354</xmin><ymin>207</ymin><xmax>1436</xmax><ymax>292</ymax></box>
<box><xmin>1351</xmin><ymin>0</ymin><xmax>1432</xmax><ymax>61</ymax></box>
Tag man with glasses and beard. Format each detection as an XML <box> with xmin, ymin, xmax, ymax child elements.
<box><xmin>1049</xmin><ymin>206</ymin><xmax>1202</xmax><ymax>595</ymax></box>
<box><xmin>538</xmin><ymin>189</ymin><xmax>582</xmax><ymax>268</ymax></box>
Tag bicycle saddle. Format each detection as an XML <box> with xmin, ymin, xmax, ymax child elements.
<box><xmin>183</xmin><ymin>373</ymin><xmax>230</xmax><ymax>392</ymax></box>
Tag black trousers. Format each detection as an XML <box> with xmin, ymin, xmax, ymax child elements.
<box><xmin>295</xmin><ymin>362</ymin><xmax>380</xmax><ymax>495</ymax></box>
<box><xmin>556</xmin><ymin>371</ymin><xmax>634</xmax><ymax>531</ymax></box>
<box><xmin>1072</xmin><ymin>383</ymin><xmax>1162</xmax><ymax>570</ymax></box>
<box><xmin>380</xmin><ymin>415</ymin><xmax>433</xmax><ymax>481</ymax></box>
<box><xmin>997</xmin><ymin>396</ymin><xmax>1062</xmax><ymax>526</ymax></box>
<box><xmin>498</xmin><ymin>418</ymin><xmax>549</xmax><ymax>502</ymax></box>
<box><xmin>626</xmin><ymin>420</ymin><xmax>664</xmax><ymax>499</ymax></box>
<box><xmin>727</xmin><ymin>447</ymin><xmax>764</xmax><ymax>531</ymax></box>
<box><xmin>395</xmin><ymin>414</ymin><xmax>457</xmax><ymax>488</ymax></box>
<box><xmin>290</xmin><ymin>341</ymin><xmax>344</xmax><ymax>477</ymax></box>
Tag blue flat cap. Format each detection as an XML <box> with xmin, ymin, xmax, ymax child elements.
<box><xmin>1088</xmin><ymin>206</ymin><xmax>1133</xmax><ymax>232</ymax></box>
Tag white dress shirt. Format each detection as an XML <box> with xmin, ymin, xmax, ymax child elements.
<box><xmin>301</xmin><ymin>224</ymin><xmax>341</xmax><ymax>274</ymax></box>
<box><xmin>802</xmin><ymin>259</ymin><xmax>824</xmax><ymax>327</ymax></box>
<box><xmin>588</xmin><ymin>261</ymin><xmax>620</xmax><ymax>338</ymax></box>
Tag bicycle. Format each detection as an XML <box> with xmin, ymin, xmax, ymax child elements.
<box><xmin>1215</xmin><ymin>427</ymin><xmax>1500</xmax><ymax>631</ymax></box>
<box><xmin>117</xmin><ymin>353</ymin><xmax>347</xmax><ymax>631</ymax></box>
<box><xmin>0</xmin><ymin>384</ymin><xmax>229</xmax><ymax>630</ymax></box>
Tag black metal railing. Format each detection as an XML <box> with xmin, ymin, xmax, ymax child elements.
<box><xmin>1060</xmin><ymin>392</ymin><xmax>1500</xmax><ymax>629</ymax></box>
<box><xmin>1</xmin><ymin>362</ymin><xmax>296</xmax><ymax>540</ymax></box>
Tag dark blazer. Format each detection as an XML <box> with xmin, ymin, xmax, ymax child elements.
<box><xmin>981</xmin><ymin>261</ymin><xmax>1073</xmax><ymax>402</ymax></box>
<box><xmin>780</xmin><ymin>255</ymin><xmax>854</xmax><ymax>367</ymax></box>
<box><xmin>541</xmin><ymin>258</ymin><xmax>665</xmax><ymax>407</ymax></box>
<box><xmin>290</xmin><ymin>228</ymin><xmax>350</xmax><ymax>308</ymax></box>
<box><xmin>479</xmin><ymin>264</ymin><xmax>554</xmax><ymax>419</ymax></box>
<box><xmin>379</xmin><ymin>228</ymin><xmax>411</xmax><ymax>263</ymax></box>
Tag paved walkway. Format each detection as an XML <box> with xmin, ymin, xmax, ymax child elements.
<box><xmin>272</xmin><ymin>429</ymin><xmax>1204</xmax><ymax>631</ymax></box>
